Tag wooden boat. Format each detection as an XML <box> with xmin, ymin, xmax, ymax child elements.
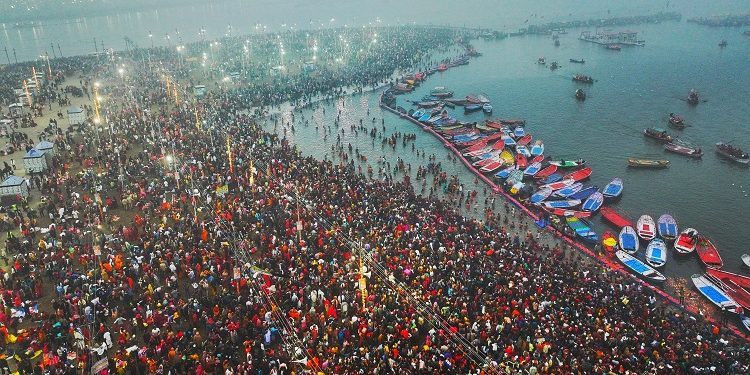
<box><xmin>473</xmin><ymin>156</ymin><xmax>498</xmax><ymax>167</ymax></box>
<box><xmin>715</xmin><ymin>142</ymin><xmax>750</xmax><ymax>164</ymax></box>
<box><xmin>691</xmin><ymin>274</ymin><xmax>741</xmax><ymax>312</ymax></box>
<box><xmin>687</xmin><ymin>89</ymin><xmax>699</xmax><ymax>105</ymax></box>
<box><xmin>515</xmin><ymin>153</ymin><xmax>528</xmax><ymax>169</ymax></box>
<box><xmin>501</xmin><ymin>135</ymin><xmax>516</xmax><ymax>147</ymax></box>
<box><xmin>462</xmin><ymin>140</ymin><xmax>490</xmax><ymax>152</ymax></box>
<box><xmin>643</xmin><ymin>128</ymin><xmax>673</xmax><ymax>143</ymax></box>
<box><xmin>506</xmin><ymin>170</ymin><xmax>524</xmax><ymax>185</ymax></box>
<box><xmin>566</xmin><ymin>216</ymin><xmax>599</xmax><ymax>243</ymax></box>
<box><xmin>674</xmin><ymin>228</ymin><xmax>698</xmax><ymax>254</ymax></box>
<box><xmin>645</xmin><ymin>239</ymin><xmax>668</xmax><ymax>268</ymax></box>
<box><xmin>530</xmin><ymin>155</ymin><xmax>545</xmax><ymax>164</ymax></box>
<box><xmin>568</xmin><ymin>186</ymin><xmax>598</xmax><ymax>201</ymax></box>
<box><xmin>605</xmin><ymin>44</ymin><xmax>621</xmax><ymax>51</ymax></box>
<box><xmin>617</xmin><ymin>251</ymin><xmax>666</xmax><ymax>283</ymax></box>
<box><xmin>549</xmin><ymin>159</ymin><xmax>585</xmax><ymax>168</ymax></box>
<box><xmin>530</xmin><ymin>186</ymin><xmax>553</xmax><ymax>204</ymax></box>
<box><xmin>474</xmin><ymin>123</ymin><xmax>495</xmax><ymax>132</ymax></box>
<box><xmin>575</xmin><ymin>89</ymin><xmax>586</xmax><ymax>101</ymax></box>
<box><xmin>553</xmin><ymin>182</ymin><xmax>583</xmax><ymax>198</ymax></box>
<box><xmin>430</xmin><ymin>87</ymin><xmax>454</xmax><ymax>98</ymax></box>
<box><xmin>601</xmin><ymin>178</ymin><xmax>623</xmax><ymax>199</ymax></box>
<box><xmin>545</xmin><ymin>207</ymin><xmax>592</xmax><ymax>218</ymax></box>
<box><xmin>569</xmin><ymin>58</ymin><xmax>585</xmax><ymax>64</ymax></box>
<box><xmin>706</xmin><ymin>275</ymin><xmax>750</xmax><ymax>313</ymax></box>
<box><xmin>696</xmin><ymin>236</ymin><xmax>723</xmax><ymax>268</ymax></box>
<box><xmin>480</xmin><ymin>160</ymin><xmax>506</xmax><ymax>173</ymax></box>
<box><xmin>499</xmin><ymin>150</ymin><xmax>515</xmax><ymax>165</ymax></box>
<box><xmin>465</xmin><ymin>147</ymin><xmax>493</xmax><ymax>158</ymax></box>
<box><xmin>668</xmin><ymin>113</ymin><xmax>685</xmax><ymax>129</ymax></box>
<box><xmin>665</xmin><ymin>142</ymin><xmax>703</xmax><ymax>158</ymax></box>
<box><xmin>657</xmin><ymin>214</ymin><xmax>678</xmax><ymax>241</ymax></box>
<box><xmin>572</xmin><ymin>74</ymin><xmax>594</xmax><ymax>84</ymax></box>
<box><xmin>581</xmin><ymin>191</ymin><xmax>604</xmax><ymax>212</ymax></box>
<box><xmin>600</xmin><ymin>207</ymin><xmax>633</xmax><ymax>228</ymax></box>
<box><xmin>618</xmin><ymin>226</ymin><xmax>639</xmax><ymax>254</ymax></box>
<box><xmin>516</xmin><ymin>145</ymin><xmax>531</xmax><ymax>157</ymax></box>
<box><xmin>542</xmin><ymin>178</ymin><xmax>575</xmax><ymax>191</ymax></box>
<box><xmin>530</xmin><ymin>141</ymin><xmax>544</xmax><ymax>156</ymax></box>
<box><xmin>513</xmin><ymin>126</ymin><xmax>525</xmax><ymax>138</ymax></box>
<box><xmin>516</xmin><ymin>134</ymin><xmax>532</xmax><ymax>146</ymax></box>
<box><xmin>542</xmin><ymin>199</ymin><xmax>582</xmax><ymax>209</ymax></box>
<box><xmin>637</xmin><ymin>215</ymin><xmax>656</xmax><ymax>240</ymax></box>
<box><xmin>742</xmin><ymin>316</ymin><xmax>750</xmax><ymax>334</ymax></box>
<box><xmin>564</xmin><ymin>166</ymin><xmax>593</xmax><ymax>182</ymax></box>
<box><xmin>490</xmin><ymin>139</ymin><xmax>506</xmax><ymax>150</ymax></box>
<box><xmin>416</xmin><ymin>101</ymin><xmax>442</xmax><ymax>108</ymax></box>
<box><xmin>495</xmin><ymin>166</ymin><xmax>517</xmax><ymax>179</ymax></box>
<box><xmin>482</xmin><ymin>104</ymin><xmax>493</xmax><ymax>114</ymax></box>
<box><xmin>523</xmin><ymin>162</ymin><xmax>542</xmax><ymax>177</ymax></box>
<box><xmin>418</xmin><ymin>113</ymin><xmax>432</xmax><ymax>122</ymax></box>
<box><xmin>719</xmin><ymin>40</ymin><xmax>728</xmax><ymax>47</ymax></box>
<box><xmin>508</xmin><ymin>181</ymin><xmax>526</xmax><ymax>195</ymax></box>
<box><xmin>465</xmin><ymin>104</ymin><xmax>483</xmax><ymax>112</ymax></box>
<box><xmin>743</xmin><ymin>254</ymin><xmax>750</xmax><ymax>268</ymax></box>
<box><xmin>602</xmin><ymin>231</ymin><xmax>617</xmax><ymax>252</ymax></box>
<box><xmin>534</xmin><ymin>165</ymin><xmax>558</xmax><ymax>179</ymax></box>
<box><xmin>541</xmin><ymin>173</ymin><xmax>563</xmax><ymax>184</ymax></box>
<box><xmin>411</xmin><ymin>109</ymin><xmax>426</xmax><ymax>118</ymax></box>
<box><xmin>627</xmin><ymin>158</ymin><xmax>670</xmax><ymax>169</ymax></box>
<box><xmin>466</xmin><ymin>95</ymin><xmax>482</xmax><ymax>104</ymax></box>
<box><xmin>706</xmin><ymin>267</ymin><xmax>750</xmax><ymax>290</ymax></box>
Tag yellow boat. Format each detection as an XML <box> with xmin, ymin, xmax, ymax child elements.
<box><xmin>500</xmin><ymin>150</ymin><xmax>515</xmax><ymax>165</ymax></box>
<box><xmin>627</xmin><ymin>158</ymin><xmax>670</xmax><ymax>169</ymax></box>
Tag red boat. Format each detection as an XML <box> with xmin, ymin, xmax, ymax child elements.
<box><xmin>516</xmin><ymin>153</ymin><xmax>528</xmax><ymax>169</ymax></box>
<box><xmin>564</xmin><ymin>166</ymin><xmax>593</xmax><ymax>182</ymax></box>
<box><xmin>516</xmin><ymin>134</ymin><xmax>533</xmax><ymax>146</ymax></box>
<box><xmin>437</xmin><ymin>64</ymin><xmax>448</xmax><ymax>71</ymax></box>
<box><xmin>486</xmin><ymin>120</ymin><xmax>505</xmax><ymax>130</ymax></box>
<box><xmin>706</xmin><ymin>267</ymin><xmax>750</xmax><ymax>289</ymax></box>
<box><xmin>490</xmin><ymin>139</ymin><xmax>506</xmax><ymax>150</ymax></box>
<box><xmin>530</xmin><ymin>155</ymin><xmax>545</xmax><ymax>164</ymax></box>
<box><xmin>696</xmin><ymin>236</ymin><xmax>723</xmax><ymax>268</ymax></box>
<box><xmin>600</xmin><ymin>207</ymin><xmax>634</xmax><ymax>228</ymax></box>
<box><xmin>498</xmin><ymin>119</ymin><xmax>526</xmax><ymax>125</ymax></box>
<box><xmin>544</xmin><ymin>207</ymin><xmax>592</xmax><ymax>218</ymax></box>
<box><xmin>463</xmin><ymin>140</ymin><xmax>489</xmax><ymax>153</ymax></box>
<box><xmin>602</xmin><ymin>231</ymin><xmax>617</xmax><ymax>252</ymax></box>
<box><xmin>534</xmin><ymin>165</ymin><xmax>558</xmax><ymax>179</ymax></box>
<box><xmin>706</xmin><ymin>274</ymin><xmax>750</xmax><ymax>312</ymax></box>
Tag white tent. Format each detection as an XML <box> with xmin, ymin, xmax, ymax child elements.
<box><xmin>67</xmin><ymin>106</ymin><xmax>85</xmax><ymax>126</ymax></box>
<box><xmin>0</xmin><ymin>175</ymin><xmax>29</xmax><ymax>199</ymax></box>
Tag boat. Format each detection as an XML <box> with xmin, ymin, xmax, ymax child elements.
<box><xmin>480</xmin><ymin>160</ymin><xmax>506</xmax><ymax>173</ymax></box>
<box><xmin>482</xmin><ymin>104</ymin><xmax>493</xmax><ymax>114</ymax></box>
<box><xmin>602</xmin><ymin>231</ymin><xmax>617</xmax><ymax>252</ymax></box>
<box><xmin>474</xmin><ymin>123</ymin><xmax>496</xmax><ymax>132</ymax></box>
<box><xmin>437</xmin><ymin>64</ymin><xmax>447</xmax><ymax>71</ymax></box>
<box><xmin>618</xmin><ymin>226</ymin><xmax>639</xmax><ymax>254</ymax></box>
<box><xmin>523</xmin><ymin>162</ymin><xmax>542</xmax><ymax>177</ymax></box>
<box><xmin>668</xmin><ymin>113</ymin><xmax>686</xmax><ymax>129</ymax></box>
<box><xmin>715</xmin><ymin>142</ymin><xmax>750</xmax><ymax>164</ymax></box>
<box><xmin>530</xmin><ymin>141</ymin><xmax>544</xmax><ymax>156</ymax></box>
<box><xmin>513</xmin><ymin>126</ymin><xmax>525</xmax><ymax>138</ymax></box>
<box><xmin>418</xmin><ymin>113</ymin><xmax>432</xmax><ymax>122</ymax></box>
<box><xmin>430</xmin><ymin>87</ymin><xmax>454</xmax><ymax>98</ymax></box>
<box><xmin>411</xmin><ymin>109</ymin><xmax>426</xmax><ymax>119</ymax></box>
<box><xmin>687</xmin><ymin>89</ymin><xmax>700</xmax><ymax>105</ymax></box>
<box><xmin>501</xmin><ymin>135</ymin><xmax>517</xmax><ymax>147</ymax></box>
<box><xmin>534</xmin><ymin>165</ymin><xmax>558</xmax><ymax>180</ymax></box>
<box><xmin>549</xmin><ymin>61</ymin><xmax>559</xmax><ymax>70</ymax></box>
<box><xmin>499</xmin><ymin>150</ymin><xmax>515</xmax><ymax>165</ymax></box>
<box><xmin>516</xmin><ymin>145</ymin><xmax>531</xmax><ymax>158</ymax></box>
<box><xmin>542</xmin><ymin>178</ymin><xmax>575</xmax><ymax>191</ymax></box>
<box><xmin>564</xmin><ymin>166</ymin><xmax>592</xmax><ymax>182</ymax></box>
<box><xmin>516</xmin><ymin>134</ymin><xmax>533</xmax><ymax>146</ymax></box>
<box><xmin>569</xmin><ymin>58</ymin><xmax>585</xmax><ymax>64</ymax></box>
<box><xmin>506</xmin><ymin>169</ymin><xmax>524</xmax><ymax>185</ymax></box>
<box><xmin>581</xmin><ymin>191</ymin><xmax>604</xmax><ymax>212</ymax></box>
<box><xmin>508</xmin><ymin>181</ymin><xmax>526</xmax><ymax>195</ymax></box>
<box><xmin>691</xmin><ymin>274</ymin><xmax>741</xmax><ymax>312</ymax></box>
<box><xmin>696</xmin><ymin>236</ymin><xmax>723</xmax><ymax>268</ymax></box>
<box><xmin>542</xmin><ymin>199</ymin><xmax>582</xmax><ymax>209</ymax></box>
<box><xmin>617</xmin><ymin>250</ymin><xmax>666</xmax><ymax>283</ymax></box>
<box><xmin>537</xmin><ymin>57</ymin><xmax>546</xmax><ymax>65</ymax></box>
<box><xmin>393</xmin><ymin>83</ymin><xmax>413</xmax><ymax>93</ymax></box>
<box><xmin>706</xmin><ymin>267</ymin><xmax>750</xmax><ymax>290</ymax></box>
<box><xmin>674</xmin><ymin>228</ymin><xmax>699</xmax><ymax>254</ymax></box>
<box><xmin>476</xmin><ymin>95</ymin><xmax>491</xmax><ymax>104</ymax></box>
<box><xmin>743</xmin><ymin>316</ymin><xmax>750</xmax><ymax>334</ymax></box>
<box><xmin>549</xmin><ymin>159</ymin><xmax>585</xmax><ymax>168</ymax></box>
<box><xmin>465</xmin><ymin>104</ymin><xmax>483</xmax><ymax>112</ymax></box>
<box><xmin>643</xmin><ymin>128</ymin><xmax>673</xmax><ymax>143</ymax></box>
<box><xmin>416</xmin><ymin>101</ymin><xmax>441</xmax><ymax>108</ymax></box>
<box><xmin>575</xmin><ymin>89</ymin><xmax>586</xmax><ymax>101</ymax></box>
<box><xmin>656</xmin><ymin>214</ymin><xmax>679</xmax><ymax>241</ymax></box>
<box><xmin>530</xmin><ymin>186</ymin><xmax>553</xmax><ymax>204</ymax></box>
<box><xmin>605</xmin><ymin>44</ymin><xmax>621</xmax><ymax>51</ymax></box>
<box><xmin>568</xmin><ymin>186</ymin><xmax>598</xmax><ymax>201</ymax></box>
<box><xmin>602</xmin><ymin>178</ymin><xmax>623</xmax><ymax>199</ymax></box>
<box><xmin>600</xmin><ymin>207</ymin><xmax>633</xmax><ymax>228</ymax></box>
<box><xmin>743</xmin><ymin>254</ymin><xmax>750</xmax><ymax>268</ymax></box>
<box><xmin>544</xmin><ymin>208</ymin><xmax>592</xmax><ymax>218</ymax></box>
<box><xmin>627</xmin><ymin>158</ymin><xmax>670</xmax><ymax>169</ymax></box>
<box><xmin>706</xmin><ymin>274</ymin><xmax>750</xmax><ymax>313</ymax></box>
<box><xmin>566</xmin><ymin>216</ymin><xmax>599</xmax><ymax>243</ymax></box>
<box><xmin>553</xmin><ymin>182</ymin><xmax>584</xmax><ymax>198</ymax></box>
<box><xmin>515</xmin><ymin>153</ymin><xmax>528</xmax><ymax>169</ymax></box>
<box><xmin>645</xmin><ymin>239</ymin><xmax>668</xmax><ymax>268</ymax></box>
<box><xmin>665</xmin><ymin>142</ymin><xmax>703</xmax><ymax>158</ymax></box>
<box><xmin>542</xmin><ymin>173</ymin><xmax>563</xmax><ymax>184</ymax></box>
<box><xmin>637</xmin><ymin>215</ymin><xmax>656</xmax><ymax>240</ymax></box>
<box><xmin>572</xmin><ymin>74</ymin><xmax>594</xmax><ymax>84</ymax></box>
<box><xmin>554</xmin><ymin>39</ymin><xmax>560</xmax><ymax>47</ymax></box>
<box><xmin>719</xmin><ymin>40</ymin><xmax>728</xmax><ymax>47</ymax></box>
<box><xmin>495</xmin><ymin>166</ymin><xmax>517</xmax><ymax>179</ymax></box>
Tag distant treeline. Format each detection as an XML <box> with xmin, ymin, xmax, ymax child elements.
<box><xmin>688</xmin><ymin>14</ymin><xmax>750</xmax><ymax>27</ymax></box>
<box><xmin>0</xmin><ymin>0</ymin><xmax>228</xmax><ymax>23</ymax></box>
<box><xmin>512</xmin><ymin>12</ymin><xmax>682</xmax><ymax>35</ymax></box>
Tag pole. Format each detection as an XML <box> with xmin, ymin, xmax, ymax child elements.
<box><xmin>50</xmin><ymin>43</ymin><xmax>57</xmax><ymax>58</ymax></box>
<box><xmin>57</xmin><ymin>43</ymin><xmax>63</xmax><ymax>57</ymax></box>
<box><xmin>3</xmin><ymin>46</ymin><xmax>9</xmax><ymax>65</ymax></box>
<box><xmin>94</xmin><ymin>38</ymin><xmax>98</xmax><ymax>54</ymax></box>
<box><xmin>12</xmin><ymin>48</ymin><xmax>17</xmax><ymax>64</ymax></box>
<box><xmin>46</xmin><ymin>52</ymin><xmax>52</xmax><ymax>76</ymax></box>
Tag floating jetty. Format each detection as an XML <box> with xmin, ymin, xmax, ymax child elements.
<box><xmin>578</xmin><ymin>30</ymin><xmax>645</xmax><ymax>46</ymax></box>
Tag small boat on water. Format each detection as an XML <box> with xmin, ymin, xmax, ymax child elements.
<box><xmin>541</xmin><ymin>178</ymin><xmax>575</xmax><ymax>191</ymax></box>
<box><xmin>411</xmin><ymin>109</ymin><xmax>426</xmax><ymax>118</ymax></box>
<box><xmin>602</xmin><ymin>178</ymin><xmax>623</xmax><ymax>199</ymax></box>
<box><xmin>665</xmin><ymin>142</ymin><xmax>703</xmax><ymax>158</ymax></box>
<box><xmin>581</xmin><ymin>191</ymin><xmax>604</xmax><ymax>212</ymax></box>
<box><xmin>537</xmin><ymin>56</ymin><xmax>546</xmax><ymax>65</ymax></box>
<box><xmin>515</xmin><ymin>153</ymin><xmax>528</xmax><ymax>169</ymax></box>
<box><xmin>542</xmin><ymin>199</ymin><xmax>582</xmax><ymax>209</ymax></box>
<box><xmin>627</xmin><ymin>158</ymin><xmax>670</xmax><ymax>169</ymax></box>
<box><xmin>668</xmin><ymin>113</ymin><xmax>686</xmax><ymax>129</ymax></box>
<box><xmin>542</xmin><ymin>173</ymin><xmax>563</xmax><ymax>184</ymax></box>
<box><xmin>545</xmin><ymin>208</ymin><xmax>592</xmax><ymax>218</ymax></box>
<box><xmin>506</xmin><ymin>170</ymin><xmax>524</xmax><ymax>185</ymax></box>
<box><xmin>465</xmin><ymin>104</ymin><xmax>483</xmax><ymax>112</ymax></box>
<box><xmin>516</xmin><ymin>145</ymin><xmax>531</xmax><ymax>158</ymax></box>
<box><xmin>516</xmin><ymin>134</ymin><xmax>532</xmax><ymax>146</ymax></box>
<box><xmin>637</xmin><ymin>215</ymin><xmax>656</xmax><ymax>240</ymax></box>
<box><xmin>674</xmin><ymin>228</ymin><xmax>699</xmax><ymax>254</ymax></box>
<box><xmin>696</xmin><ymin>236</ymin><xmax>723</xmax><ymax>268</ymax></box>
<box><xmin>602</xmin><ymin>231</ymin><xmax>617</xmax><ymax>252</ymax></box>
<box><xmin>657</xmin><ymin>214</ymin><xmax>679</xmax><ymax>241</ymax></box>
<box><xmin>691</xmin><ymin>274</ymin><xmax>741</xmax><ymax>313</ymax></box>
<box><xmin>605</xmin><ymin>44</ymin><xmax>621</xmax><ymax>51</ymax></box>
<box><xmin>572</xmin><ymin>74</ymin><xmax>594</xmax><ymax>84</ymax></box>
<box><xmin>643</xmin><ymin>128</ymin><xmax>673</xmax><ymax>143</ymax></box>
<box><xmin>601</xmin><ymin>207</ymin><xmax>633</xmax><ymax>228</ymax></box>
<box><xmin>418</xmin><ymin>113</ymin><xmax>432</xmax><ymax>122</ymax></box>
<box><xmin>482</xmin><ymin>103</ymin><xmax>493</xmax><ymax>114</ymax></box>
<box><xmin>499</xmin><ymin>150</ymin><xmax>515</xmax><ymax>165</ymax></box>
<box><xmin>645</xmin><ymin>239</ymin><xmax>668</xmax><ymax>268</ymax></box>
<box><xmin>530</xmin><ymin>186</ymin><xmax>553</xmax><ymax>204</ymax></box>
<box><xmin>523</xmin><ymin>162</ymin><xmax>542</xmax><ymax>177</ymax></box>
<box><xmin>495</xmin><ymin>166</ymin><xmax>517</xmax><ymax>179</ymax></box>
<box><xmin>568</xmin><ymin>186</ymin><xmax>598</xmax><ymax>201</ymax></box>
<box><xmin>706</xmin><ymin>274</ymin><xmax>750</xmax><ymax>313</ymax></box>
<box><xmin>618</xmin><ymin>226</ymin><xmax>639</xmax><ymax>254</ymax></box>
<box><xmin>530</xmin><ymin>141</ymin><xmax>544</xmax><ymax>156</ymax></box>
<box><xmin>687</xmin><ymin>89</ymin><xmax>700</xmax><ymax>105</ymax></box>
<box><xmin>617</xmin><ymin>250</ymin><xmax>666</xmax><ymax>283</ymax></box>
<box><xmin>513</xmin><ymin>126</ymin><xmax>525</xmax><ymax>138</ymax></box>
<box><xmin>706</xmin><ymin>267</ymin><xmax>750</xmax><ymax>290</ymax></box>
<box><xmin>719</xmin><ymin>40</ymin><xmax>728</xmax><ymax>47</ymax></box>
<box><xmin>743</xmin><ymin>254</ymin><xmax>750</xmax><ymax>268</ymax></box>
<box><xmin>564</xmin><ymin>166</ymin><xmax>593</xmax><ymax>181</ymax></box>
<box><xmin>534</xmin><ymin>165</ymin><xmax>558</xmax><ymax>180</ymax></box>
<box><xmin>480</xmin><ymin>160</ymin><xmax>506</xmax><ymax>173</ymax></box>
<box><xmin>430</xmin><ymin>87</ymin><xmax>454</xmax><ymax>98</ymax></box>
<box><xmin>553</xmin><ymin>182</ymin><xmax>584</xmax><ymax>198</ymax></box>
<box><xmin>566</xmin><ymin>216</ymin><xmax>599</xmax><ymax>243</ymax></box>
<box><xmin>715</xmin><ymin>142</ymin><xmax>750</xmax><ymax>164</ymax></box>
<box><xmin>549</xmin><ymin>159</ymin><xmax>585</xmax><ymax>168</ymax></box>
<box><xmin>569</xmin><ymin>58</ymin><xmax>585</xmax><ymax>64</ymax></box>
<box><xmin>575</xmin><ymin>89</ymin><xmax>586</xmax><ymax>101</ymax></box>
<box><xmin>549</xmin><ymin>61</ymin><xmax>560</xmax><ymax>70</ymax></box>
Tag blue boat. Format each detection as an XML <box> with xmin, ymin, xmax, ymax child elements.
<box><xmin>603</xmin><ymin>178</ymin><xmax>624</xmax><ymax>199</ymax></box>
<box><xmin>412</xmin><ymin>109</ymin><xmax>426</xmax><ymax>118</ymax></box>
<box><xmin>692</xmin><ymin>274</ymin><xmax>741</xmax><ymax>312</ymax></box>
<box><xmin>542</xmin><ymin>173</ymin><xmax>563</xmax><ymax>184</ymax></box>
<box><xmin>657</xmin><ymin>214</ymin><xmax>679</xmax><ymax>241</ymax></box>
<box><xmin>566</xmin><ymin>216</ymin><xmax>599</xmax><ymax>243</ymax></box>
<box><xmin>581</xmin><ymin>191</ymin><xmax>604</xmax><ymax>211</ymax></box>
<box><xmin>530</xmin><ymin>141</ymin><xmax>544</xmax><ymax>156</ymax></box>
<box><xmin>523</xmin><ymin>162</ymin><xmax>542</xmax><ymax>176</ymax></box>
<box><xmin>516</xmin><ymin>145</ymin><xmax>531</xmax><ymax>157</ymax></box>
<box><xmin>465</xmin><ymin>104</ymin><xmax>482</xmax><ymax>112</ymax></box>
<box><xmin>483</xmin><ymin>104</ymin><xmax>493</xmax><ymax>114</ymax></box>
<box><xmin>495</xmin><ymin>166</ymin><xmax>517</xmax><ymax>179</ymax></box>
<box><xmin>645</xmin><ymin>239</ymin><xmax>667</xmax><ymax>268</ymax></box>
<box><xmin>530</xmin><ymin>186</ymin><xmax>553</xmax><ymax>204</ymax></box>
<box><xmin>542</xmin><ymin>199</ymin><xmax>582</xmax><ymax>209</ymax></box>
<box><xmin>618</xmin><ymin>226</ymin><xmax>639</xmax><ymax>254</ymax></box>
<box><xmin>568</xmin><ymin>185</ymin><xmax>599</xmax><ymax>201</ymax></box>
<box><xmin>418</xmin><ymin>113</ymin><xmax>432</xmax><ymax>122</ymax></box>
<box><xmin>617</xmin><ymin>250</ymin><xmax>666</xmax><ymax>283</ymax></box>
<box><xmin>513</xmin><ymin>126</ymin><xmax>525</xmax><ymax>138</ymax></box>
<box><xmin>553</xmin><ymin>182</ymin><xmax>583</xmax><ymax>198</ymax></box>
<box><xmin>501</xmin><ymin>135</ymin><xmax>516</xmax><ymax>147</ymax></box>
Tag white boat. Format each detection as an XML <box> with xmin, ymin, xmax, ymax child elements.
<box><xmin>742</xmin><ymin>316</ymin><xmax>750</xmax><ymax>333</ymax></box>
<box><xmin>674</xmin><ymin>228</ymin><xmax>698</xmax><ymax>254</ymax></box>
<box><xmin>637</xmin><ymin>215</ymin><xmax>656</xmax><ymax>240</ymax></box>
<box><xmin>618</xmin><ymin>226</ymin><xmax>639</xmax><ymax>254</ymax></box>
<box><xmin>691</xmin><ymin>274</ymin><xmax>742</xmax><ymax>313</ymax></box>
<box><xmin>742</xmin><ymin>254</ymin><xmax>750</xmax><ymax>268</ymax></box>
<box><xmin>530</xmin><ymin>141</ymin><xmax>544</xmax><ymax>156</ymax></box>
<box><xmin>645</xmin><ymin>239</ymin><xmax>667</xmax><ymax>268</ymax></box>
<box><xmin>616</xmin><ymin>250</ymin><xmax>666</xmax><ymax>283</ymax></box>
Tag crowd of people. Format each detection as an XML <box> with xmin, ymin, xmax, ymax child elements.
<box><xmin>0</xmin><ymin>26</ymin><xmax>749</xmax><ymax>375</ymax></box>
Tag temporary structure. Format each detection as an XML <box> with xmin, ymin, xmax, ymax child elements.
<box><xmin>0</xmin><ymin>175</ymin><xmax>29</xmax><ymax>199</ymax></box>
<box><xmin>23</xmin><ymin>148</ymin><xmax>48</xmax><ymax>173</ymax></box>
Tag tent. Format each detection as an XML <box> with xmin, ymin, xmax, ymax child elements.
<box><xmin>23</xmin><ymin>148</ymin><xmax>48</xmax><ymax>174</ymax></box>
<box><xmin>36</xmin><ymin>140</ymin><xmax>55</xmax><ymax>157</ymax></box>
<box><xmin>8</xmin><ymin>103</ymin><xmax>23</xmax><ymax>117</ymax></box>
<box><xmin>0</xmin><ymin>175</ymin><xmax>29</xmax><ymax>199</ymax></box>
<box><xmin>67</xmin><ymin>106</ymin><xmax>85</xmax><ymax>126</ymax></box>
